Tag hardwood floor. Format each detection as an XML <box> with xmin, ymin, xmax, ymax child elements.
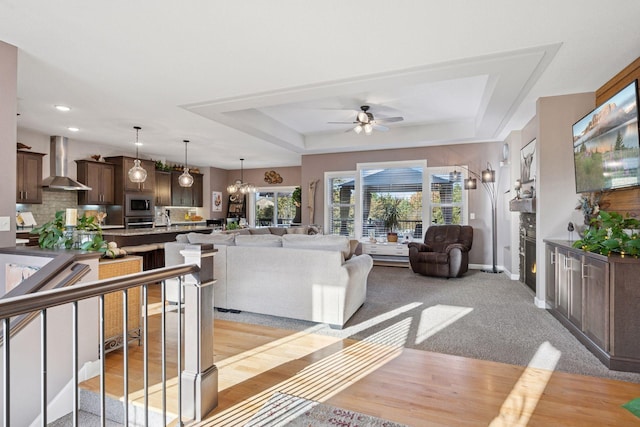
<box><xmin>80</xmin><ymin>285</ymin><xmax>640</xmax><ymax>426</ymax></box>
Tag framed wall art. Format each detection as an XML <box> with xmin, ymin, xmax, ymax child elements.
<box><xmin>212</xmin><ymin>191</ymin><xmax>223</xmax><ymax>212</ymax></box>
<box><xmin>520</xmin><ymin>139</ymin><xmax>537</xmax><ymax>183</ymax></box>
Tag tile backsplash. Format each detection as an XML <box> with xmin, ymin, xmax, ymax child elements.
<box><xmin>16</xmin><ymin>190</ymin><xmax>78</xmax><ymax>228</ymax></box>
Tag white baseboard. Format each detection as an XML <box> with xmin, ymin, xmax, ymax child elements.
<box><xmin>534</xmin><ymin>296</ymin><xmax>549</xmax><ymax>309</ymax></box>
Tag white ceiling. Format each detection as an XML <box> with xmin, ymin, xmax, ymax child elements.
<box><xmin>2</xmin><ymin>1</ymin><xmax>640</xmax><ymax>170</ymax></box>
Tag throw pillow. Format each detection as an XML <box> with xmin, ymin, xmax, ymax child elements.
<box><xmin>175</xmin><ymin>233</ymin><xmax>189</xmax><ymax>243</ymax></box>
<box><xmin>249</xmin><ymin>227</ymin><xmax>271</xmax><ymax>235</ymax></box>
<box><xmin>268</xmin><ymin>226</ymin><xmax>287</xmax><ymax>236</ymax></box>
<box><xmin>187</xmin><ymin>232</ymin><xmax>236</xmax><ymax>246</ymax></box>
<box><xmin>286</xmin><ymin>226</ymin><xmax>308</xmax><ymax>234</ymax></box>
<box><xmin>235</xmin><ymin>234</ymin><xmax>283</xmax><ymax>247</ymax></box>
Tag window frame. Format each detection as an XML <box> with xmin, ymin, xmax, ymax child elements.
<box><xmin>249</xmin><ymin>186</ymin><xmax>298</xmax><ymax>228</ymax></box>
<box><xmin>355</xmin><ymin>159</ymin><xmax>428</xmax><ymax>240</ymax></box>
<box><xmin>426</xmin><ymin>166</ymin><xmax>469</xmax><ymax>226</ymax></box>
<box><xmin>324</xmin><ymin>170</ymin><xmax>356</xmax><ymax>237</ymax></box>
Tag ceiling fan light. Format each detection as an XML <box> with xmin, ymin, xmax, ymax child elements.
<box><xmin>354</xmin><ymin>125</ymin><xmax>363</xmax><ymax>134</ymax></box>
<box><xmin>363</xmin><ymin>123</ymin><xmax>373</xmax><ymax>134</ymax></box>
<box><xmin>357</xmin><ymin>111</ymin><xmax>368</xmax><ymax>122</ymax></box>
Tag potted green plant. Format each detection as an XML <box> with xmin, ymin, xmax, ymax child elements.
<box><xmin>382</xmin><ymin>198</ymin><xmax>401</xmax><ymax>243</ymax></box>
<box><xmin>573</xmin><ymin>211</ymin><xmax>640</xmax><ymax>256</ymax></box>
<box><xmin>32</xmin><ymin>210</ymin><xmax>105</xmax><ymax>252</ymax></box>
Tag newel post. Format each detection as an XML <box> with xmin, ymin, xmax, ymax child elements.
<box><xmin>179</xmin><ymin>243</ymin><xmax>218</xmax><ymax>421</ymax></box>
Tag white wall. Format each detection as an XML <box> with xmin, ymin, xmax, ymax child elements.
<box><xmin>536</xmin><ymin>92</ymin><xmax>595</xmax><ymax>307</ymax></box>
<box><xmin>0</xmin><ymin>41</ymin><xmax>17</xmax><ymax>248</ymax></box>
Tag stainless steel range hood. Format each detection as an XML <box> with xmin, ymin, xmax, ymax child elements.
<box><xmin>41</xmin><ymin>136</ymin><xmax>92</xmax><ymax>191</ymax></box>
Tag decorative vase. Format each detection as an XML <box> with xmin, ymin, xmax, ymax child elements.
<box><xmin>387</xmin><ymin>232</ymin><xmax>398</xmax><ymax>243</ymax></box>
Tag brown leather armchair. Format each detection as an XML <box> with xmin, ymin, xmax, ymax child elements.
<box><xmin>408</xmin><ymin>225</ymin><xmax>473</xmax><ymax>278</ymax></box>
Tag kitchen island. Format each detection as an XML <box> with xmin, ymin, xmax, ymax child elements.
<box><xmin>101</xmin><ymin>225</ymin><xmax>212</xmax><ymax>247</ymax></box>
<box><xmin>102</xmin><ymin>225</ymin><xmax>212</xmax><ymax>270</ymax></box>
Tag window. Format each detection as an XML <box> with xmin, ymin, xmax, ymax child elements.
<box><xmin>252</xmin><ymin>187</ymin><xmax>296</xmax><ymax>227</ymax></box>
<box><xmin>357</xmin><ymin>160</ymin><xmax>426</xmax><ymax>240</ymax></box>
<box><xmin>427</xmin><ymin>166</ymin><xmax>468</xmax><ymax>226</ymax></box>
<box><xmin>325</xmin><ymin>172</ymin><xmax>356</xmax><ymax>236</ymax></box>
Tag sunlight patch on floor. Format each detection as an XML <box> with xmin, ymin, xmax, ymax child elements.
<box><xmin>199</xmin><ymin>318</ymin><xmax>411</xmax><ymax>427</ymax></box>
<box><xmin>489</xmin><ymin>341</ymin><xmax>561</xmax><ymax>427</ymax></box>
<box><xmin>415</xmin><ymin>304</ymin><xmax>473</xmax><ymax>345</ymax></box>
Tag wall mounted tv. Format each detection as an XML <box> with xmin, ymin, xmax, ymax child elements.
<box><xmin>573</xmin><ymin>80</ymin><xmax>640</xmax><ymax>193</ymax></box>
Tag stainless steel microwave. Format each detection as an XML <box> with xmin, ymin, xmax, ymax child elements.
<box><xmin>125</xmin><ymin>193</ymin><xmax>154</xmax><ymax>217</ymax></box>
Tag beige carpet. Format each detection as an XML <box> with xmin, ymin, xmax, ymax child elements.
<box><xmin>215</xmin><ymin>265</ymin><xmax>640</xmax><ymax>384</ymax></box>
<box><xmin>245</xmin><ymin>392</ymin><xmax>407</xmax><ymax>427</ymax></box>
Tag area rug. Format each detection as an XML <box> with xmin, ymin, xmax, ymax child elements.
<box><xmin>245</xmin><ymin>392</ymin><xmax>407</xmax><ymax>427</ymax></box>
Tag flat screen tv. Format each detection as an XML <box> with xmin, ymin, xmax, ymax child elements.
<box><xmin>573</xmin><ymin>80</ymin><xmax>640</xmax><ymax>193</ymax></box>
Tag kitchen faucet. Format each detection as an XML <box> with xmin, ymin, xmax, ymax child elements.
<box><xmin>163</xmin><ymin>210</ymin><xmax>171</xmax><ymax>227</ymax></box>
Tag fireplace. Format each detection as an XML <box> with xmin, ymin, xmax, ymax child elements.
<box><xmin>519</xmin><ymin>213</ymin><xmax>536</xmax><ymax>292</ymax></box>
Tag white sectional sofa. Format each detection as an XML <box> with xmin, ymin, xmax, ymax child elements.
<box><xmin>164</xmin><ymin>232</ymin><xmax>373</xmax><ymax>327</ymax></box>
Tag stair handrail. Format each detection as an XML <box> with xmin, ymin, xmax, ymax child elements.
<box><xmin>0</xmin><ymin>264</ymin><xmax>199</xmax><ymax>320</ymax></box>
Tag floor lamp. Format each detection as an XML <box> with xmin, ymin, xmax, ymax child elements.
<box><xmin>462</xmin><ymin>163</ymin><xmax>501</xmax><ymax>274</ymax></box>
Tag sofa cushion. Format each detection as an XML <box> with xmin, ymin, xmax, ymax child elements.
<box><xmin>249</xmin><ymin>227</ymin><xmax>271</xmax><ymax>235</ymax></box>
<box><xmin>176</xmin><ymin>233</ymin><xmax>189</xmax><ymax>243</ymax></box>
<box><xmin>268</xmin><ymin>226</ymin><xmax>288</xmax><ymax>236</ymax></box>
<box><xmin>187</xmin><ymin>232</ymin><xmax>236</xmax><ymax>246</ymax></box>
<box><xmin>235</xmin><ymin>234</ymin><xmax>283</xmax><ymax>247</ymax></box>
<box><xmin>282</xmin><ymin>234</ymin><xmax>350</xmax><ymax>259</ymax></box>
<box><xmin>286</xmin><ymin>226</ymin><xmax>308</xmax><ymax>234</ymax></box>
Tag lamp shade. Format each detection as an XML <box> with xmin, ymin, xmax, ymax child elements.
<box><xmin>128</xmin><ymin>126</ymin><xmax>147</xmax><ymax>183</ymax></box>
<box><xmin>464</xmin><ymin>178</ymin><xmax>477</xmax><ymax>190</ymax></box>
<box><xmin>481</xmin><ymin>168</ymin><xmax>495</xmax><ymax>183</ymax></box>
<box><xmin>179</xmin><ymin>139</ymin><xmax>193</xmax><ymax>187</ymax></box>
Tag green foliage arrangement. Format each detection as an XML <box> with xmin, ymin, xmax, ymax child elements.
<box><xmin>226</xmin><ymin>222</ymin><xmax>239</xmax><ymax>230</ymax></box>
<box><xmin>292</xmin><ymin>186</ymin><xmax>302</xmax><ymax>207</ymax></box>
<box><xmin>32</xmin><ymin>211</ymin><xmax>71</xmax><ymax>249</ymax></box>
<box><xmin>32</xmin><ymin>210</ymin><xmax>105</xmax><ymax>252</ymax></box>
<box><xmin>381</xmin><ymin>197</ymin><xmax>401</xmax><ymax>233</ymax></box>
<box><xmin>572</xmin><ymin>211</ymin><xmax>640</xmax><ymax>256</ymax></box>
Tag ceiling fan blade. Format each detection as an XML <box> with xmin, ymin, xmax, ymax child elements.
<box><xmin>373</xmin><ymin>124</ymin><xmax>389</xmax><ymax>132</ymax></box>
<box><xmin>328</xmin><ymin>121</ymin><xmax>357</xmax><ymax>124</ymax></box>
<box><xmin>375</xmin><ymin>116</ymin><xmax>404</xmax><ymax>123</ymax></box>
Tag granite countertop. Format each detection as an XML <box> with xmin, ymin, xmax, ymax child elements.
<box><xmin>101</xmin><ymin>225</ymin><xmax>212</xmax><ymax>237</ymax></box>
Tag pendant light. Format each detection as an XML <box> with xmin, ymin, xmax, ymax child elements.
<box><xmin>178</xmin><ymin>139</ymin><xmax>194</xmax><ymax>187</ymax></box>
<box><xmin>227</xmin><ymin>158</ymin><xmax>256</xmax><ymax>194</ymax></box>
<box><xmin>128</xmin><ymin>126</ymin><xmax>147</xmax><ymax>183</ymax></box>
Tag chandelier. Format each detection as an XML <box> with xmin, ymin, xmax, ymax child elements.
<box><xmin>227</xmin><ymin>158</ymin><xmax>256</xmax><ymax>194</ymax></box>
<box><xmin>127</xmin><ymin>126</ymin><xmax>147</xmax><ymax>183</ymax></box>
<box><xmin>178</xmin><ymin>139</ymin><xmax>194</xmax><ymax>187</ymax></box>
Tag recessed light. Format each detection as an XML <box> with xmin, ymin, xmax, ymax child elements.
<box><xmin>135</xmin><ymin>142</ymin><xmax>143</xmax><ymax>146</ymax></box>
<box><xmin>55</xmin><ymin>105</ymin><xmax>71</xmax><ymax>112</ymax></box>
<box><xmin>68</xmin><ymin>127</ymin><xmax>79</xmax><ymax>132</ymax></box>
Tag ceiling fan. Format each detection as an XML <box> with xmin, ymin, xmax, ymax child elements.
<box><xmin>328</xmin><ymin>105</ymin><xmax>404</xmax><ymax>135</ymax></box>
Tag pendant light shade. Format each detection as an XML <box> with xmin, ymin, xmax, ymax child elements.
<box><xmin>128</xmin><ymin>126</ymin><xmax>147</xmax><ymax>183</ymax></box>
<box><xmin>227</xmin><ymin>158</ymin><xmax>255</xmax><ymax>194</ymax></box>
<box><xmin>178</xmin><ymin>139</ymin><xmax>194</xmax><ymax>187</ymax></box>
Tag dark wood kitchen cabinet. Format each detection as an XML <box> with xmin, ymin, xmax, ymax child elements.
<box><xmin>170</xmin><ymin>171</ymin><xmax>203</xmax><ymax>207</ymax></box>
<box><xmin>104</xmin><ymin>156</ymin><xmax>156</xmax><ymax>194</ymax></box>
<box><xmin>545</xmin><ymin>240</ymin><xmax>640</xmax><ymax>372</ymax></box>
<box><xmin>16</xmin><ymin>150</ymin><xmax>45</xmax><ymax>204</ymax></box>
<box><xmin>154</xmin><ymin>171</ymin><xmax>172</xmax><ymax>206</ymax></box>
<box><xmin>75</xmin><ymin>160</ymin><xmax>115</xmax><ymax>205</ymax></box>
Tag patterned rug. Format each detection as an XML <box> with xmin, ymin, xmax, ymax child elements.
<box><xmin>245</xmin><ymin>392</ymin><xmax>407</xmax><ymax>427</ymax></box>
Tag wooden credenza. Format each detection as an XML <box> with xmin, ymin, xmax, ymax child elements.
<box><xmin>545</xmin><ymin>240</ymin><xmax>640</xmax><ymax>372</ymax></box>
<box><xmin>98</xmin><ymin>255</ymin><xmax>143</xmax><ymax>353</ymax></box>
